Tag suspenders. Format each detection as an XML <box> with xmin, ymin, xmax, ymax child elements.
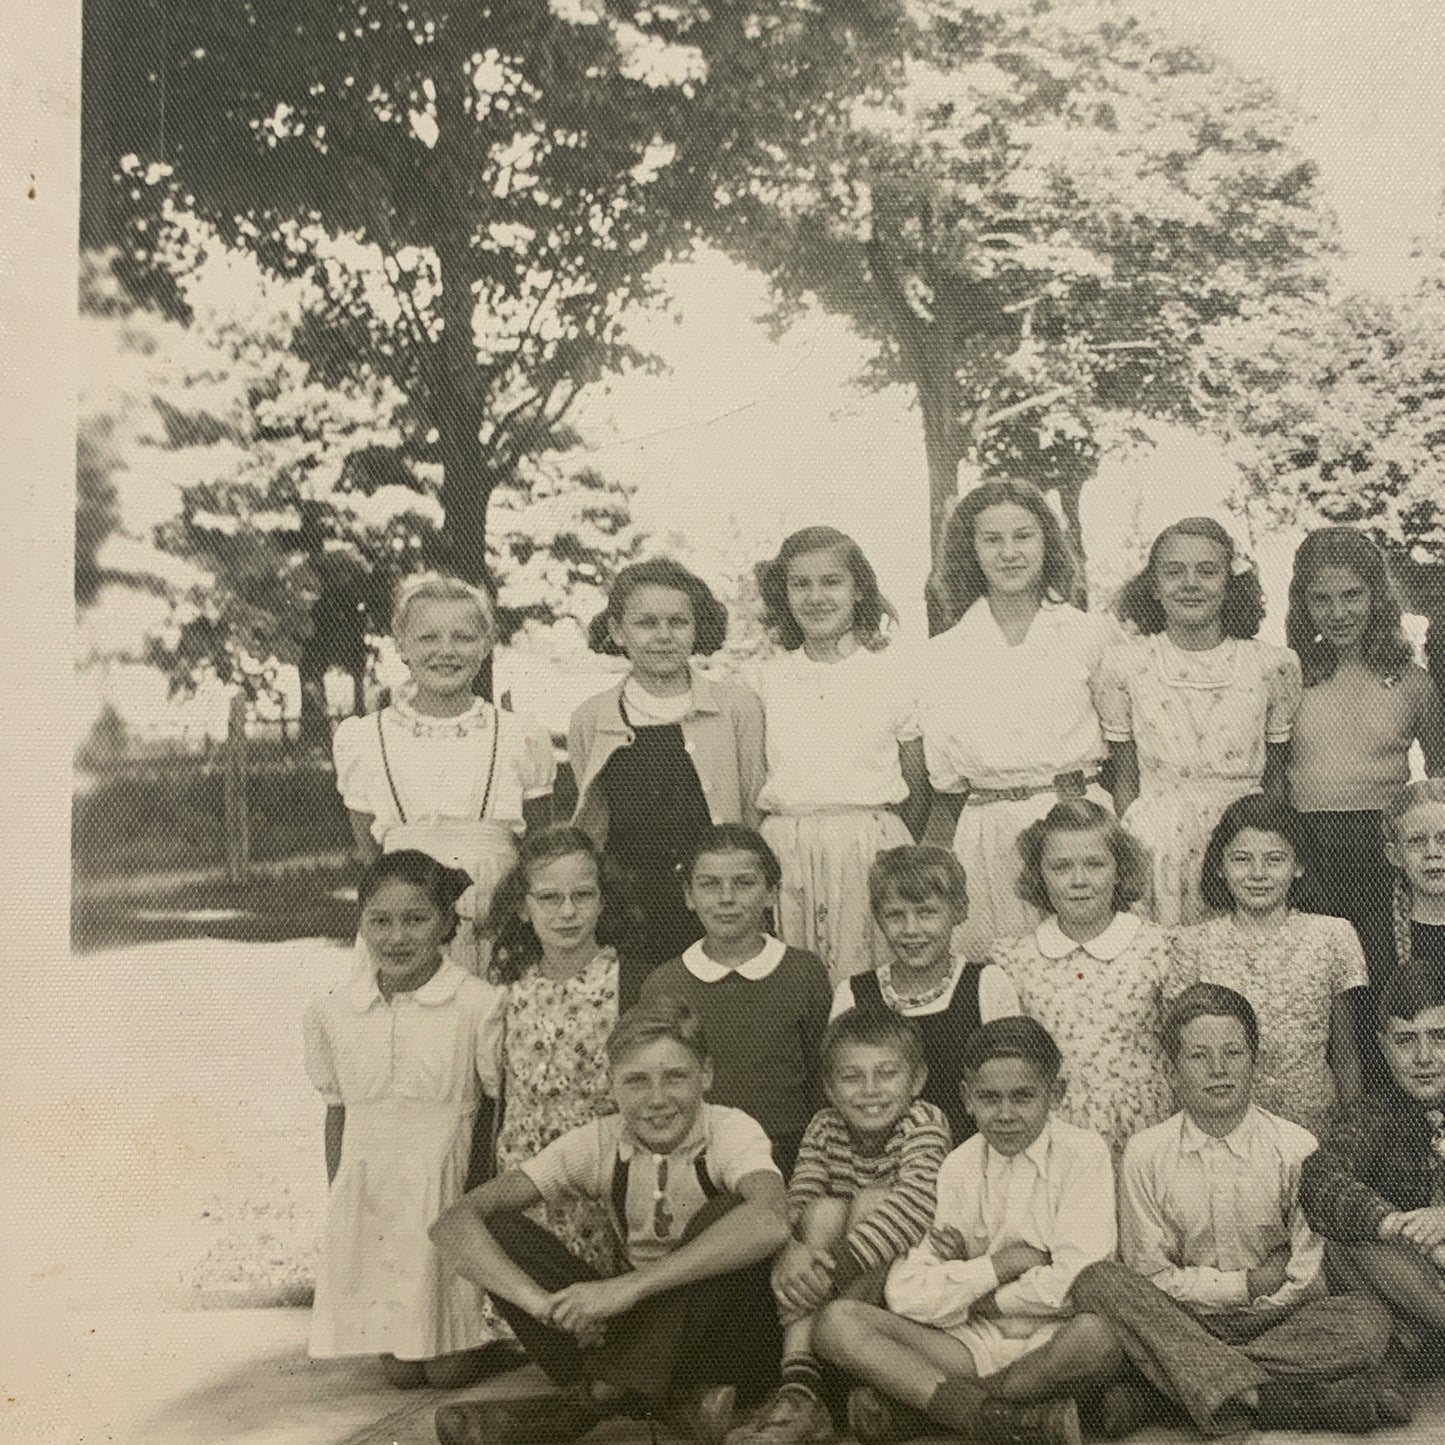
<box><xmin>609</xmin><ymin>1149</ymin><xmax>718</xmax><ymax>1241</ymax></box>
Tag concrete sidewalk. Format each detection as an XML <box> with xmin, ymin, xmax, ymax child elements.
<box><xmin>7</xmin><ymin>1307</ymin><xmax>1445</xmax><ymax>1445</ymax></box>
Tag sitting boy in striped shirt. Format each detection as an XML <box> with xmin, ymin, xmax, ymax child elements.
<box><xmin>731</xmin><ymin>1009</ymin><xmax>951</xmax><ymax>1445</ymax></box>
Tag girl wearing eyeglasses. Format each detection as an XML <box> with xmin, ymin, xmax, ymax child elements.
<box><xmin>480</xmin><ymin>826</ymin><xmax>629</xmax><ymax>1272</ymax></box>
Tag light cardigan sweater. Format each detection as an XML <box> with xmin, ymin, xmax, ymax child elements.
<box><xmin>567</xmin><ymin>672</ymin><xmax>767</xmax><ymax>847</ymax></box>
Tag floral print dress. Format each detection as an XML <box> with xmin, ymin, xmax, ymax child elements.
<box><xmin>493</xmin><ymin>947</ymin><xmax>621</xmax><ymax>1272</ymax></box>
<box><xmin>990</xmin><ymin>912</ymin><xmax>1175</xmax><ymax>1154</ymax></box>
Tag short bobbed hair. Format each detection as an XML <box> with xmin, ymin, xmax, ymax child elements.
<box><xmin>821</xmin><ymin>1007</ymin><xmax>926</xmax><ymax>1078</ymax></box>
<box><xmin>1015</xmin><ymin>800</ymin><xmax>1150</xmax><ymax>914</ymax></box>
<box><xmin>587</xmin><ymin>557</ymin><xmax>729</xmax><ymax>657</ymax></box>
<box><xmin>756</xmin><ymin>526</ymin><xmax>896</xmax><ymax>651</ymax></box>
<box><xmin>357</xmin><ymin>849</ymin><xmax>472</xmax><ymax>943</ymax></box>
<box><xmin>933</xmin><ymin>478</ymin><xmax>1082</xmax><ymax>628</ymax></box>
<box><xmin>1162</xmin><ymin>983</ymin><xmax>1260</xmax><ymax>1063</ymax></box>
<box><xmin>1113</xmin><ymin>517</ymin><xmax>1264</xmax><ymax>639</ymax></box>
<box><xmin>682</xmin><ymin>824</ymin><xmax>783</xmax><ymax>889</ymax></box>
<box><xmin>868</xmin><ymin>845</ymin><xmax>968</xmax><ymax>920</ymax></box>
<box><xmin>606</xmin><ymin>997</ymin><xmax>711</xmax><ymax>1069</ymax></box>
<box><xmin>1199</xmin><ymin>794</ymin><xmax>1312</xmax><ymax>914</ymax></box>
<box><xmin>960</xmin><ymin>1016</ymin><xmax>1063</xmax><ymax>1084</ymax></box>
<box><xmin>1287</xmin><ymin>527</ymin><xmax>1413</xmax><ymax>687</ymax></box>
<box><xmin>392</xmin><ymin>569</ymin><xmax>498</xmax><ymax>644</ymax></box>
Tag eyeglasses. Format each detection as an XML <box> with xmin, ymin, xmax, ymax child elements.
<box><xmin>652</xmin><ymin>1157</ymin><xmax>674</xmax><ymax>1239</ymax></box>
<box><xmin>527</xmin><ymin>888</ymin><xmax>601</xmax><ymax>912</ymax></box>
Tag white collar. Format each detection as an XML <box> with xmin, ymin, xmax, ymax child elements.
<box><xmin>983</xmin><ymin>1116</ymin><xmax>1055</xmax><ymax>1177</ymax></box>
<box><xmin>1180</xmin><ymin>1105</ymin><xmax>1260</xmax><ymax>1159</ymax></box>
<box><xmin>347</xmin><ymin>951</ymin><xmax>467</xmax><ymax>1012</ymax></box>
<box><xmin>1035</xmin><ymin>910</ymin><xmax>1142</xmax><ymax>961</ymax></box>
<box><xmin>682</xmin><ymin>934</ymin><xmax>787</xmax><ymax>983</ymax></box>
<box><xmin>615</xmin><ymin>1106</ymin><xmax>708</xmax><ymax>1162</ymax></box>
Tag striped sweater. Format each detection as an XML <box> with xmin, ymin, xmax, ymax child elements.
<box><xmin>787</xmin><ymin>1099</ymin><xmax>951</xmax><ymax>1288</ymax></box>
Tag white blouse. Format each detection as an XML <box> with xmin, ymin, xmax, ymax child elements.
<box><xmin>918</xmin><ymin>600</ymin><xmax>1110</xmax><ymax>792</ymax></box>
<box><xmin>755</xmin><ymin>644</ymin><xmax>921</xmax><ymax>813</ymax></box>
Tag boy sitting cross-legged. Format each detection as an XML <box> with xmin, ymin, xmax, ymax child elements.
<box><xmin>428</xmin><ymin>998</ymin><xmax>789</xmax><ymax>1445</ymax></box>
<box><xmin>1071</xmin><ymin>984</ymin><xmax>1394</xmax><ymax>1438</ymax></box>
<box><xmin>1300</xmin><ymin>960</ymin><xmax>1445</xmax><ymax>1391</ymax></box>
<box><xmin>730</xmin><ymin>1008</ymin><xmax>952</xmax><ymax>1445</ymax></box>
<box><xmin>813</xmin><ymin>1016</ymin><xmax>1120</xmax><ymax>1445</ymax></box>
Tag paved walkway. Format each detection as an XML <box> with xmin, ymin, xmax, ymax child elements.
<box><xmin>6</xmin><ymin>1307</ymin><xmax>1444</xmax><ymax>1445</ymax></box>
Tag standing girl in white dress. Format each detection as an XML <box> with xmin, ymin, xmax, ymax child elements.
<box><xmin>303</xmin><ymin>851</ymin><xmax>514</xmax><ymax>1385</ymax></box>
<box><xmin>919</xmin><ymin>478</ymin><xmax>1112</xmax><ymax>960</ymax></box>
<box><xmin>332</xmin><ymin>572</ymin><xmax>556</xmax><ymax>973</ymax></box>
<box><xmin>753</xmin><ymin>526</ymin><xmax>931</xmax><ymax>986</ymax></box>
<box><xmin>1094</xmin><ymin>517</ymin><xmax>1303</xmax><ymax>926</ymax></box>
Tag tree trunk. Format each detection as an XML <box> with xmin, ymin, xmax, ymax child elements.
<box><xmin>222</xmin><ymin>690</ymin><xmax>250</xmax><ymax>884</ymax></box>
<box><xmin>918</xmin><ymin>363</ymin><xmax>968</xmax><ymax>637</ymax></box>
<box><xmin>297</xmin><ymin>632</ymin><xmax>331</xmax><ymax>752</ymax></box>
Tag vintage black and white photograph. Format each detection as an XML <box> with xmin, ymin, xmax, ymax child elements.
<box><xmin>18</xmin><ymin>0</ymin><xmax>1445</xmax><ymax>1438</ymax></box>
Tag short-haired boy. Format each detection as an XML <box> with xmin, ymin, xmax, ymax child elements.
<box><xmin>1300</xmin><ymin>961</ymin><xmax>1445</xmax><ymax>1384</ymax></box>
<box><xmin>1072</xmin><ymin>984</ymin><xmax>1393</xmax><ymax>1437</ymax></box>
<box><xmin>428</xmin><ymin>1000</ymin><xmax>790</xmax><ymax>1445</ymax></box>
<box><xmin>812</xmin><ymin>1017</ymin><xmax>1120</xmax><ymax>1445</ymax></box>
<box><xmin>732</xmin><ymin>1009</ymin><xmax>952</xmax><ymax>1445</ymax></box>
<box><xmin>640</xmin><ymin>824</ymin><xmax>832</xmax><ymax>1175</ymax></box>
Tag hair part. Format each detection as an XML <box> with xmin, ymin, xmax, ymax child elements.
<box><xmin>1383</xmin><ymin>780</ymin><xmax>1445</xmax><ymax>968</ymax></box>
<box><xmin>1199</xmin><ymin>793</ymin><xmax>1313</xmax><ymax>914</ymax></box>
<box><xmin>822</xmin><ymin>1007</ymin><xmax>927</xmax><ymax>1078</ymax></box>
<box><xmin>483</xmin><ymin>826</ymin><xmax>629</xmax><ymax>984</ymax></box>
<box><xmin>933</xmin><ymin>478</ymin><xmax>1082</xmax><ymax>628</ymax></box>
<box><xmin>1161</xmin><ymin>983</ymin><xmax>1260</xmax><ymax>1063</ymax></box>
<box><xmin>1287</xmin><ymin>527</ymin><xmax>1413</xmax><ymax>687</ymax></box>
<box><xmin>357</xmin><ymin>849</ymin><xmax>473</xmax><ymax>943</ymax></box>
<box><xmin>587</xmin><ymin>557</ymin><xmax>729</xmax><ymax>657</ymax></box>
<box><xmin>1113</xmin><ymin>517</ymin><xmax>1264</xmax><ymax>639</ymax></box>
<box><xmin>682</xmin><ymin>824</ymin><xmax>783</xmax><ymax>889</ymax></box>
<box><xmin>961</xmin><ymin>1015</ymin><xmax>1063</xmax><ymax>1083</ymax></box>
<box><xmin>392</xmin><ymin>569</ymin><xmax>498</xmax><ymax>644</ymax></box>
<box><xmin>1377</xmin><ymin>959</ymin><xmax>1445</xmax><ymax>1029</ymax></box>
<box><xmin>606</xmin><ymin>997</ymin><xmax>711</xmax><ymax>1069</ymax></box>
<box><xmin>868</xmin><ymin>845</ymin><xmax>968</xmax><ymax>919</ymax></box>
<box><xmin>755</xmin><ymin>526</ymin><xmax>897</xmax><ymax>652</ymax></box>
<box><xmin>1015</xmin><ymin>799</ymin><xmax>1151</xmax><ymax>914</ymax></box>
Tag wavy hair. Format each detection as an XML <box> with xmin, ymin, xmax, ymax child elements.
<box><xmin>756</xmin><ymin>526</ymin><xmax>897</xmax><ymax>651</ymax></box>
<box><xmin>483</xmin><ymin>825</ymin><xmax>629</xmax><ymax>984</ymax></box>
<box><xmin>357</xmin><ymin>849</ymin><xmax>473</xmax><ymax>943</ymax></box>
<box><xmin>1286</xmin><ymin>527</ymin><xmax>1413</xmax><ymax>686</ymax></box>
<box><xmin>933</xmin><ymin>478</ymin><xmax>1082</xmax><ymax>628</ymax></box>
<box><xmin>587</xmin><ymin>557</ymin><xmax>729</xmax><ymax>658</ymax></box>
<box><xmin>1113</xmin><ymin>517</ymin><xmax>1264</xmax><ymax>639</ymax></box>
<box><xmin>1198</xmin><ymin>793</ymin><xmax>1314</xmax><ymax>914</ymax></box>
<box><xmin>1015</xmin><ymin>799</ymin><xmax>1151</xmax><ymax>914</ymax></box>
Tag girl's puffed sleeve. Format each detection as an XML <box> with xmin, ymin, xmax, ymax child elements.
<box><xmin>505</xmin><ymin>709</ymin><xmax>557</xmax><ymax>799</ymax></box>
<box><xmin>1265</xmin><ymin>646</ymin><xmax>1304</xmax><ymax>742</ymax></box>
<box><xmin>732</xmin><ymin>683</ymin><xmax>767</xmax><ymax>828</ymax></box>
<box><xmin>888</xmin><ymin>644</ymin><xmax>924</xmax><ymax>743</ymax></box>
<box><xmin>331</xmin><ymin>714</ymin><xmax>377</xmax><ymax>818</ymax></box>
<box><xmin>1090</xmin><ymin>642</ymin><xmax>1135</xmax><ymax>744</ymax></box>
<box><xmin>466</xmin><ymin>976</ymin><xmax>507</xmax><ymax>1100</ymax></box>
<box><xmin>302</xmin><ymin>996</ymin><xmax>343</xmax><ymax>1106</ymax></box>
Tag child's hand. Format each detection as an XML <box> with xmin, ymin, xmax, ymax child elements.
<box><xmin>928</xmin><ymin>1225</ymin><xmax>969</xmax><ymax>1261</ymax></box>
<box><xmin>1245</xmin><ymin>1243</ymin><xmax>1292</xmax><ymax>1301</ymax></box>
<box><xmin>991</xmin><ymin>1243</ymin><xmax>1051</xmax><ymax>1283</ymax></box>
<box><xmin>546</xmin><ymin>1277</ymin><xmax>642</xmax><ymax>1337</ymax></box>
<box><xmin>772</xmin><ymin>1239</ymin><xmax>836</xmax><ymax>1316</ymax></box>
<box><xmin>1392</xmin><ymin>1207</ymin><xmax>1445</xmax><ymax>1253</ymax></box>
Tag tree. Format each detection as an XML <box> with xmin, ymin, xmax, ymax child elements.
<box><xmin>88</xmin><ymin>0</ymin><xmax>909</xmax><ymax>645</ymax></box>
<box><xmin>729</xmin><ymin>0</ymin><xmax>1336</xmax><ymax>625</ymax></box>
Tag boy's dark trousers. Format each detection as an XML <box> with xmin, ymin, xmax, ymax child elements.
<box><xmin>487</xmin><ymin>1194</ymin><xmax>782</xmax><ymax>1406</ymax></box>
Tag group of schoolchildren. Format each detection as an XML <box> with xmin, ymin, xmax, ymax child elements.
<box><xmin>300</xmin><ymin>475</ymin><xmax>1445</xmax><ymax>1445</ymax></box>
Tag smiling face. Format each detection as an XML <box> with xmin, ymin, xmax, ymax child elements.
<box><xmin>1151</xmin><ymin>533</ymin><xmax>1229</xmax><ymax>635</ymax></box>
<box><xmin>826</xmin><ymin>1041</ymin><xmax>924</xmax><ymax>1142</ymax></box>
<box><xmin>964</xmin><ymin>1056</ymin><xmax>1060</xmax><ymax>1157</ymax></box>
<box><xmin>1378</xmin><ymin>1005</ymin><xmax>1445</xmax><ymax>1105</ymax></box>
<box><xmin>609</xmin><ymin>584</ymin><xmax>696</xmax><ymax>686</ymax></box>
<box><xmin>973</xmin><ymin>502</ymin><xmax>1046</xmax><ymax>600</ymax></box>
<box><xmin>1218</xmin><ymin>827</ymin><xmax>1301</xmax><ymax>918</ymax></box>
<box><xmin>1387</xmin><ymin>801</ymin><xmax>1445</xmax><ymax>902</ymax></box>
<box><xmin>1039</xmin><ymin>827</ymin><xmax>1118</xmax><ymax>933</ymax></box>
<box><xmin>521</xmin><ymin>851</ymin><xmax>603</xmax><ymax>958</ymax></box>
<box><xmin>1304</xmin><ymin>564</ymin><xmax>1373</xmax><ymax>655</ymax></box>
<box><xmin>396</xmin><ymin>598</ymin><xmax>492</xmax><ymax>702</ymax></box>
<box><xmin>611</xmin><ymin>1036</ymin><xmax>713</xmax><ymax>1154</ymax></box>
<box><xmin>874</xmin><ymin>886</ymin><xmax>958</xmax><ymax>976</ymax></box>
<box><xmin>1171</xmin><ymin>1014</ymin><xmax>1255</xmax><ymax>1132</ymax></box>
<box><xmin>684</xmin><ymin>849</ymin><xmax>777</xmax><ymax>948</ymax></box>
<box><xmin>359</xmin><ymin>877</ymin><xmax>450</xmax><ymax>988</ymax></box>
<box><xmin>786</xmin><ymin>546</ymin><xmax>858</xmax><ymax>647</ymax></box>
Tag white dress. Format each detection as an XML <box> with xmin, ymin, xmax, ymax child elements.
<box><xmin>303</xmin><ymin>955</ymin><xmax>507</xmax><ymax>1360</ymax></box>
<box><xmin>918</xmin><ymin>600</ymin><xmax>1111</xmax><ymax>959</ymax></box>
<box><xmin>333</xmin><ymin>693</ymin><xmax>556</xmax><ymax>970</ymax></box>
<box><xmin>754</xmin><ymin>644</ymin><xmax>919</xmax><ymax>985</ymax></box>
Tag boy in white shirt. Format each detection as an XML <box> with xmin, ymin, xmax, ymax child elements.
<box><xmin>812</xmin><ymin>1016</ymin><xmax>1120</xmax><ymax>1445</ymax></box>
<box><xmin>1072</xmin><ymin>983</ymin><xmax>1393</xmax><ymax>1437</ymax></box>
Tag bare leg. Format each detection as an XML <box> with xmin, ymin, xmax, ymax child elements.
<box><xmin>813</xmin><ymin>1299</ymin><xmax>976</xmax><ymax>1412</ymax></box>
<box><xmin>982</xmin><ymin>1315</ymin><xmax>1123</xmax><ymax>1403</ymax></box>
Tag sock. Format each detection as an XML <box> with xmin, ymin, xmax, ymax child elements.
<box><xmin>779</xmin><ymin>1353</ymin><xmax>824</xmax><ymax>1398</ymax></box>
<box><xmin>927</xmin><ymin>1376</ymin><xmax>985</xmax><ymax>1434</ymax></box>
